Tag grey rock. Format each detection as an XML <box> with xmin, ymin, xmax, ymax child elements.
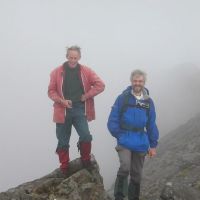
<box><xmin>0</xmin><ymin>155</ymin><xmax>112</xmax><ymax>200</ymax></box>
<box><xmin>141</xmin><ymin>114</ymin><xmax>200</xmax><ymax>200</ymax></box>
<box><xmin>160</xmin><ymin>184</ymin><xmax>199</xmax><ymax>200</ymax></box>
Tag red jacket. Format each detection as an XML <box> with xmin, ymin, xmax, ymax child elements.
<box><xmin>48</xmin><ymin>64</ymin><xmax>105</xmax><ymax>123</ymax></box>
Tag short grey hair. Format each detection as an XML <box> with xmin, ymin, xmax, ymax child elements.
<box><xmin>130</xmin><ymin>69</ymin><xmax>147</xmax><ymax>82</ymax></box>
<box><xmin>66</xmin><ymin>45</ymin><xmax>81</xmax><ymax>56</ymax></box>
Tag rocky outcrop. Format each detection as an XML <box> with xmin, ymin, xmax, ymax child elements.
<box><xmin>0</xmin><ymin>155</ymin><xmax>111</xmax><ymax>200</ymax></box>
<box><xmin>141</xmin><ymin>114</ymin><xmax>200</xmax><ymax>200</ymax></box>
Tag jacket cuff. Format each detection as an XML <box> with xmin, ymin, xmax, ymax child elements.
<box><xmin>150</xmin><ymin>142</ymin><xmax>158</xmax><ymax>148</ymax></box>
<box><xmin>84</xmin><ymin>92</ymin><xmax>92</xmax><ymax>100</ymax></box>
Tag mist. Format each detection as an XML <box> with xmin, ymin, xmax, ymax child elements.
<box><xmin>0</xmin><ymin>0</ymin><xmax>200</xmax><ymax>192</ymax></box>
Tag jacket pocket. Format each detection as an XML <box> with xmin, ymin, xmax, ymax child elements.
<box><xmin>53</xmin><ymin>103</ymin><xmax>65</xmax><ymax>123</ymax></box>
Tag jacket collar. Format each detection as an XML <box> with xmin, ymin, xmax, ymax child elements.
<box><xmin>123</xmin><ymin>86</ymin><xmax>150</xmax><ymax>100</ymax></box>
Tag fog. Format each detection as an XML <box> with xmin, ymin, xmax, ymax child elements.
<box><xmin>1</xmin><ymin>0</ymin><xmax>200</xmax><ymax>192</ymax></box>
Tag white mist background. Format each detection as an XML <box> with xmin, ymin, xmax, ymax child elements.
<box><xmin>0</xmin><ymin>0</ymin><xmax>200</xmax><ymax>192</ymax></box>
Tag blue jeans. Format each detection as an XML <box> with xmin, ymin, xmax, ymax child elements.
<box><xmin>56</xmin><ymin>102</ymin><xmax>92</xmax><ymax>152</ymax></box>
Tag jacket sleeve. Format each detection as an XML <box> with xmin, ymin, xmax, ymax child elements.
<box><xmin>147</xmin><ymin>99</ymin><xmax>159</xmax><ymax>148</ymax></box>
<box><xmin>84</xmin><ymin>68</ymin><xmax>105</xmax><ymax>99</ymax></box>
<box><xmin>107</xmin><ymin>96</ymin><xmax>122</xmax><ymax>139</ymax></box>
<box><xmin>48</xmin><ymin>69</ymin><xmax>62</xmax><ymax>103</ymax></box>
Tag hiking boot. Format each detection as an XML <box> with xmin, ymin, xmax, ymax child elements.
<box><xmin>79</xmin><ymin>142</ymin><xmax>92</xmax><ymax>168</ymax></box>
<box><xmin>128</xmin><ymin>179</ymin><xmax>140</xmax><ymax>200</ymax></box>
<box><xmin>114</xmin><ymin>175</ymin><xmax>128</xmax><ymax>200</ymax></box>
<box><xmin>56</xmin><ymin>149</ymin><xmax>69</xmax><ymax>174</ymax></box>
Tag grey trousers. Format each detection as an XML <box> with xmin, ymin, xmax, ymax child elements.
<box><xmin>116</xmin><ymin>145</ymin><xmax>146</xmax><ymax>184</ymax></box>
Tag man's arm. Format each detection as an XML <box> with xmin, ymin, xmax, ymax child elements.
<box><xmin>83</xmin><ymin>68</ymin><xmax>105</xmax><ymax>100</ymax></box>
<box><xmin>107</xmin><ymin>96</ymin><xmax>122</xmax><ymax>139</ymax></box>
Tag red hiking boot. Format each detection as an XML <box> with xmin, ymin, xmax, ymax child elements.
<box><xmin>79</xmin><ymin>142</ymin><xmax>92</xmax><ymax>168</ymax></box>
<box><xmin>57</xmin><ymin>149</ymin><xmax>69</xmax><ymax>174</ymax></box>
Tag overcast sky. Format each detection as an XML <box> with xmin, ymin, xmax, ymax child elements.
<box><xmin>0</xmin><ymin>0</ymin><xmax>200</xmax><ymax>192</ymax></box>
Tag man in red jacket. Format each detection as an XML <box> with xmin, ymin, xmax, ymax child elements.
<box><xmin>48</xmin><ymin>46</ymin><xmax>105</xmax><ymax>174</ymax></box>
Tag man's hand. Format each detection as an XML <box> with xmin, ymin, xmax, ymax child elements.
<box><xmin>81</xmin><ymin>95</ymin><xmax>87</xmax><ymax>102</ymax></box>
<box><xmin>60</xmin><ymin>99</ymin><xmax>72</xmax><ymax>108</ymax></box>
<box><xmin>148</xmin><ymin>148</ymin><xmax>157</xmax><ymax>158</ymax></box>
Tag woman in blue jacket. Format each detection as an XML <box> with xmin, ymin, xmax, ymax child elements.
<box><xmin>107</xmin><ymin>69</ymin><xmax>159</xmax><ymax>200</ymax></box>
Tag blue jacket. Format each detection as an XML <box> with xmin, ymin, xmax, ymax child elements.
<box><xmin>107</xmin><ymin>86</ymin><xmax>159</xmax><ymax>152</ymax></box>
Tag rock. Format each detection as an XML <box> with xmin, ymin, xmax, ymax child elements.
<box><xmin>141</xmin><ymin>114</ymin><xmax>200</xmax><ymax>200</ymax></box>
<box><xmin>165</xmin><ymin>182</ymin><xmax>173</xmax><ymax>187</ymax></box>
<box><xmin>0</xmin><ymin>155</ymin><xmax>112</xmax><ymax>200</ymax></box>
<box><xmin>160</xmin><ymin>184</ymin><xmax>199</xmax><ymax>200</ymax></box>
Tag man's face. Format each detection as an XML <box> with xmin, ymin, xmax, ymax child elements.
<box><xmin>131</xmin><ymin>75</ymin><xmax>145</xmax><ymax>93</ymax></box>
<box><xmin>66</xmin><ymin>50</ymin><xmax>81</xmax><ymax>68</ymax></box>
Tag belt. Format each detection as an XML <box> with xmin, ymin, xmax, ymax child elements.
<box><xmin>120</xmin><ymin>123</ymin><xmax>145</xmax><ymax>132</ymax></box>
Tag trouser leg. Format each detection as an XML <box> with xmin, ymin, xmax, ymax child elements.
<box><xmin>56</xmin><ymin>113</ymin><xmax>72</xmax><ymax>151</ymax></box>
<box><xmin>128</xmin><ymin>152</ymin><xmax>145</xmax><ymax>200</ymax></box>
<box><xmin>130</xmin><ymin>152</ymin><xmax>145</xmax><ymax>184</ymax></box>
<box><xmin>55</xmin><ymin>112</ymin><xmax>72</xmax><ymax>171</ymax></box>
<box><xmin>72</xmin><ymin>103</ymin><xmax>92</xmax><ymax>143</ymax></box>
<box><xmin>72</xmin><ymin>103</ymin><xmax>92</xmax><ymax>165</ymax></box>
<box><xmin>114</xmin><ymin>145</ymin><xmax>131</xmax><ymax>199</ymax></box>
